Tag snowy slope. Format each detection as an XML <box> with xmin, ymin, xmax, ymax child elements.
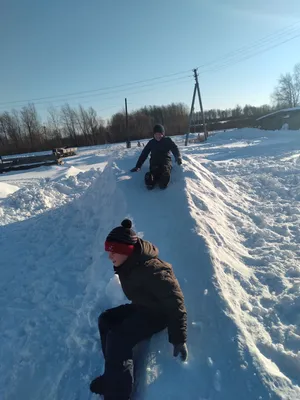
<box><xmin>1</xmin><ymin>129</ymin><xmax>300</xmax><ymax>399</ymax></box>
<box><xmin>0</xmin><ymin>182</ymin><xmax>19</xmax><ymax>199</ymax></box>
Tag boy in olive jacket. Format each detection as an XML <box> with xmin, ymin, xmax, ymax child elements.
<box><xmin>90</xmin><ymin>219</ymin><xmax>188</xmax><ymax>400</ymax></box>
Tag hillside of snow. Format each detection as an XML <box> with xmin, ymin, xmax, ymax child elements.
<box><xmin>1</xmin><ymin>128</ymin><xmax>300</xmax><ymax>400</ymax></box>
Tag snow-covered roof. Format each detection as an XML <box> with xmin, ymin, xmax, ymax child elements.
<box><xmin>257</xmin><ymin>106</ymin><xmax>300</xmax><ymax>121</ymax></box>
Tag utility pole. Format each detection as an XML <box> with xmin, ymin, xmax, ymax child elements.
<box><xmin>185</xmin><ymin>68</ymin><xmax>208</xmax><ymax>146</ymax></box>
<box><xmin>185</xmin><ymin>85</ymin><xmax>196</xmax><ymax>146</ymax></box>
<box><xmin>194</xmin><ymin>69</ymin><xmax>208</xmax><ymax>140</ymax></box>
<box><xmin>125</xmin><ymin>98</ymin><xmax>131</xmax><ymax>148</ymax></box>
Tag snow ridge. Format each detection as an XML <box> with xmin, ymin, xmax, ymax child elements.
<box><xmin>185</xmin><ymin>152</ymin><xmax>300</xmax><ymax>399</ymax></box>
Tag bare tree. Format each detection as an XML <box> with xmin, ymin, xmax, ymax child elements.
<box><xmin>75</xmin><ymin>105</ymin><xmax>105</xmax><ymax>145</ymax></box>
<box><xmin>86</xmin><ymin>107</ymin><xmax>104</xmax><ymax>144</ymax></box>
<box><xmin>0</xmin><ymin>110</ymin><xmax>24</xmax><ymax>152</ymax></box>
<box><xmin>76</xmin><ymin>105</ymin><xmax>91</xmax><ymax>144</ymax></box>
<box><xmin>232</xmin><ymin>105</ymin><xmax>243</xmax><ymax>118</ymax></box>
<box><xmin>272</xmin><ymin>63</ymin><xmax>300</xmax><ymax>108</ymax></box>
<box><xmin>47</xmin><ymin>106</ymin><xmax>62</xmax><ymax>143</ymax></box>
<box><xmin>20</xmin><ymin>103</ymin><xmax>41</xmax><ymax>150</ymax></box>
<box><xmin>128</xmin><ymin>111</ymin><xmax>151</xmax><ymax>139</ymax></box>
<box><xmin>0</xmin><ymin>114</ymin><xmax>9</xmax><ymax>149</ymax></box>
<box><xmin>294</xmin><ymin>62</ymin><xmax>300</xmax><ymax>99</ymax></box>
<box><xmin>109</xmin><ymin>112</ymin><xmax>126</xmax><ymax>142</ymax></box>
<box><xmin>60</xmin><ymin>103</ymin><xmax>79</xmax><ymax>144</ymax></box>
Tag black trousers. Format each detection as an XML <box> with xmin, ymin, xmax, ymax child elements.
<box><xmin>144</xmin><ymin>164</ymin><xmax>172</xmax><ymax>189</ymax></box>
<box><xmin>98</xmin><ymin>304</ymin><xmax>167</xmax><ymax>400</ymax></box>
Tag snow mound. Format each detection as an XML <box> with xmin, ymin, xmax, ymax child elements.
<box><xmin>0</xmin><ymin>182</ymin><xmax>19</xmax><ymax>198</ymax></box>
<box><xmin>49</xmin><ymin>165</ymin><xmax>85</xmax><ymax>181</ymax></box>
<box><xmin>0</xmin><ymin>168</ymin><xmax>100</xmax><ymax>225</ymax></box>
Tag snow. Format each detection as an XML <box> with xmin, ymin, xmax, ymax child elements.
<box><xmin>0</xmin><ymin>182</ymin><xmax>19</xmax><ymax>198</ymax></box>
<box><xmin>1</xmin><ymin>128</ymin><xmax>300</xmax><ymax>399</ymax></box>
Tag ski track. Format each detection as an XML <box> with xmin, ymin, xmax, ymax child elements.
<box><xmin>0</xmin><ymin>129</ymin><xmax>300</xmax><ymax>399</ymax></box>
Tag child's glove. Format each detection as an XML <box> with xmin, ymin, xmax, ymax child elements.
<box><xmin>173</xmin><ymin>343</ymin><xmax>188</xmax><ymax>362</ymax></box>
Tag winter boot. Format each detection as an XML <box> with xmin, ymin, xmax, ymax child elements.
<box><xmin>145</xmin><ymin>172</ymin><xmax>155</xmax><ymax>190</ymax></box>
<box><xmin>90</xmin><ymin>375</ymin><xmax>106</xmax><ymax>395</ymax></box>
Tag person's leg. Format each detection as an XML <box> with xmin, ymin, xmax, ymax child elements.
<box><xmin>98</xmin><ymin>304</ymin><xmax>135</xmax><ymax>359</ymax></box>
<box><xmin>144</xmin><ymin>171</ymin><xmax>155</xmax><ymax>190</ymax></box>
<box><xmin>145</xmin><ymin>165</ymin><xmax>161</xmax><ymax>189</ymax></box>
<box><xmin>103</xmin><ymin>307</ymin><xmax>166</xmax><ymax>400</ymax></box>
<box><xmin>158</xmin><ymin>165</ymin><xmax>172</xmax><ymax>189</ymax></box>
<box><xmin>90</xmin><ymin>304</ymin><xmax>136</xmax><ymax>395</ymax></box>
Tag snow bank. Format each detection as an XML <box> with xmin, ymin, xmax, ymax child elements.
<box><xmin>213</xmin><ymin>128</ymin><xmax>300</xmax><ymax>151</ymax></box>
<box><xmin>185</xmin><ymin>155</ymin><xmax>300</xmax><ymax>398</ymax></box>
<box><xmin>0</xmin><ymin>182</ymin><xmax>19</xmax><ymax>198</ymax></box>
<box><xmin>0</xmin><ymin>168</ymin><xmax>100</xmax><ymax>225</ymax></box>
<box><xmin>186</xmin><ymin>130</ymin><xmax>300</xmax><ymax>398</ymax></box>
<box><xmin>0</xmin><ymin>161</ymin><xmax>129</xmax><ymax>400</ymax></box>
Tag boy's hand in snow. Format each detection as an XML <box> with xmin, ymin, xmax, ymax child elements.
<box><xmin>173</xmin><ymin>343</ymin><xmax>188</xmax><ymax>362</ymax></box>
<box><xmin>130</xmin><ymin>167</ymin><xmax>140</xmax><ymax>172</ymax></box>
<box><xmin>176</xmin><ymin>157</ymin><xmax>182</xmax><ymax>166</ymax></box>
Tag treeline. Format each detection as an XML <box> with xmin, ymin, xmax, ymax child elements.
<box><xmin>0</xmin><ymin>103</ymin><xmax>189</xmax><ymax>155</ymax></box>
<box><xmin>0</xmin><ymin>100</ymin><xmax>278</xmax><ymax>156</ymax></box>
<box><xmin>109</xmin><ymin>103</ymin><xmax>189</xmax><ymax>143</ymax></box>
<box><xmin>199</xmin><ymin>104</ymin><xmax>275</xmax><ymax>123</ymax></box>
<box><xmin>0</xmin><ymin>104</ymin><xmax>106</xmax><ymax>156</ymax></box>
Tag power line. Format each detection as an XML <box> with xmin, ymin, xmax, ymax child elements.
<box><xmin>197</xmin><ymin>23</ymin><xmax>300</xmax><ymax>74</ymax></box>
<box><xmin>0</xmin><ymin>75</ymin><xmax>192</xmax><ymax>111</ymax></box>
<box><xmin>201</xmin><ymin>31</ymin><xmax>300</xmax><ymax>75</ymax></box>
<box><xmin>197</xmin><ymin>22</ymin><xmax>300</xmax><ymax>71</ymax></box>
<box><xmin>45</xmin><ymin>77</ymin><xmax>193</xmax><ymax>111</ymax></box>
<box><xmin>0</xmin><ymin>69</ymin><xmax>191</xmax><ymax>107</ymax></box>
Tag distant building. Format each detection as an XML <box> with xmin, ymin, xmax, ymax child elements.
<box><xmin>257</xmin><ymin>107</ymin><xmax>300</xmax><ymax>130</ymax></box>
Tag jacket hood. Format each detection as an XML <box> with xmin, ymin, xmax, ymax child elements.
<box><xmin>137</xmin><ymin>238</ymin><xmax>159</xmax><ymax>261</ymax></box>
<box><xmin>113</xmin><ymin>238</ymin><xmax>158</xmax><ymax>274</ymax></box>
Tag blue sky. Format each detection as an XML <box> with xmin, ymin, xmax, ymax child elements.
<box><xmin>1</xmin><ymin>0</ymin><xmax>300</xmax><ymax>121</ymax></box>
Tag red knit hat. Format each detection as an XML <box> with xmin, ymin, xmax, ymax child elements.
<box><xmin>105</xmin><ymin>219</ymin><xmax>137</xmax><ymax>256</ymax></box>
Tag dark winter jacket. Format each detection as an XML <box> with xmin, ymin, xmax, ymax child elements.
<box><xmin>135</xmin><ymin>137</ymin><xmax>181</xmax><ymax>169</ymax></box>
<box><xmin>114</xmin><ymin>239</ymin><xmax>187</xmax><ymax>345</ymax></box>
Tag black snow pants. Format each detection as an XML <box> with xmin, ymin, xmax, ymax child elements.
<box><xmin>144</xmin><ymin>164</ymin><xmax>172</xmax><ymax>189</ymax></box>
<box><xmin>98</xmin><ymin>304</ymin><xmax>167</xmax><ymax>400</ymax></box>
